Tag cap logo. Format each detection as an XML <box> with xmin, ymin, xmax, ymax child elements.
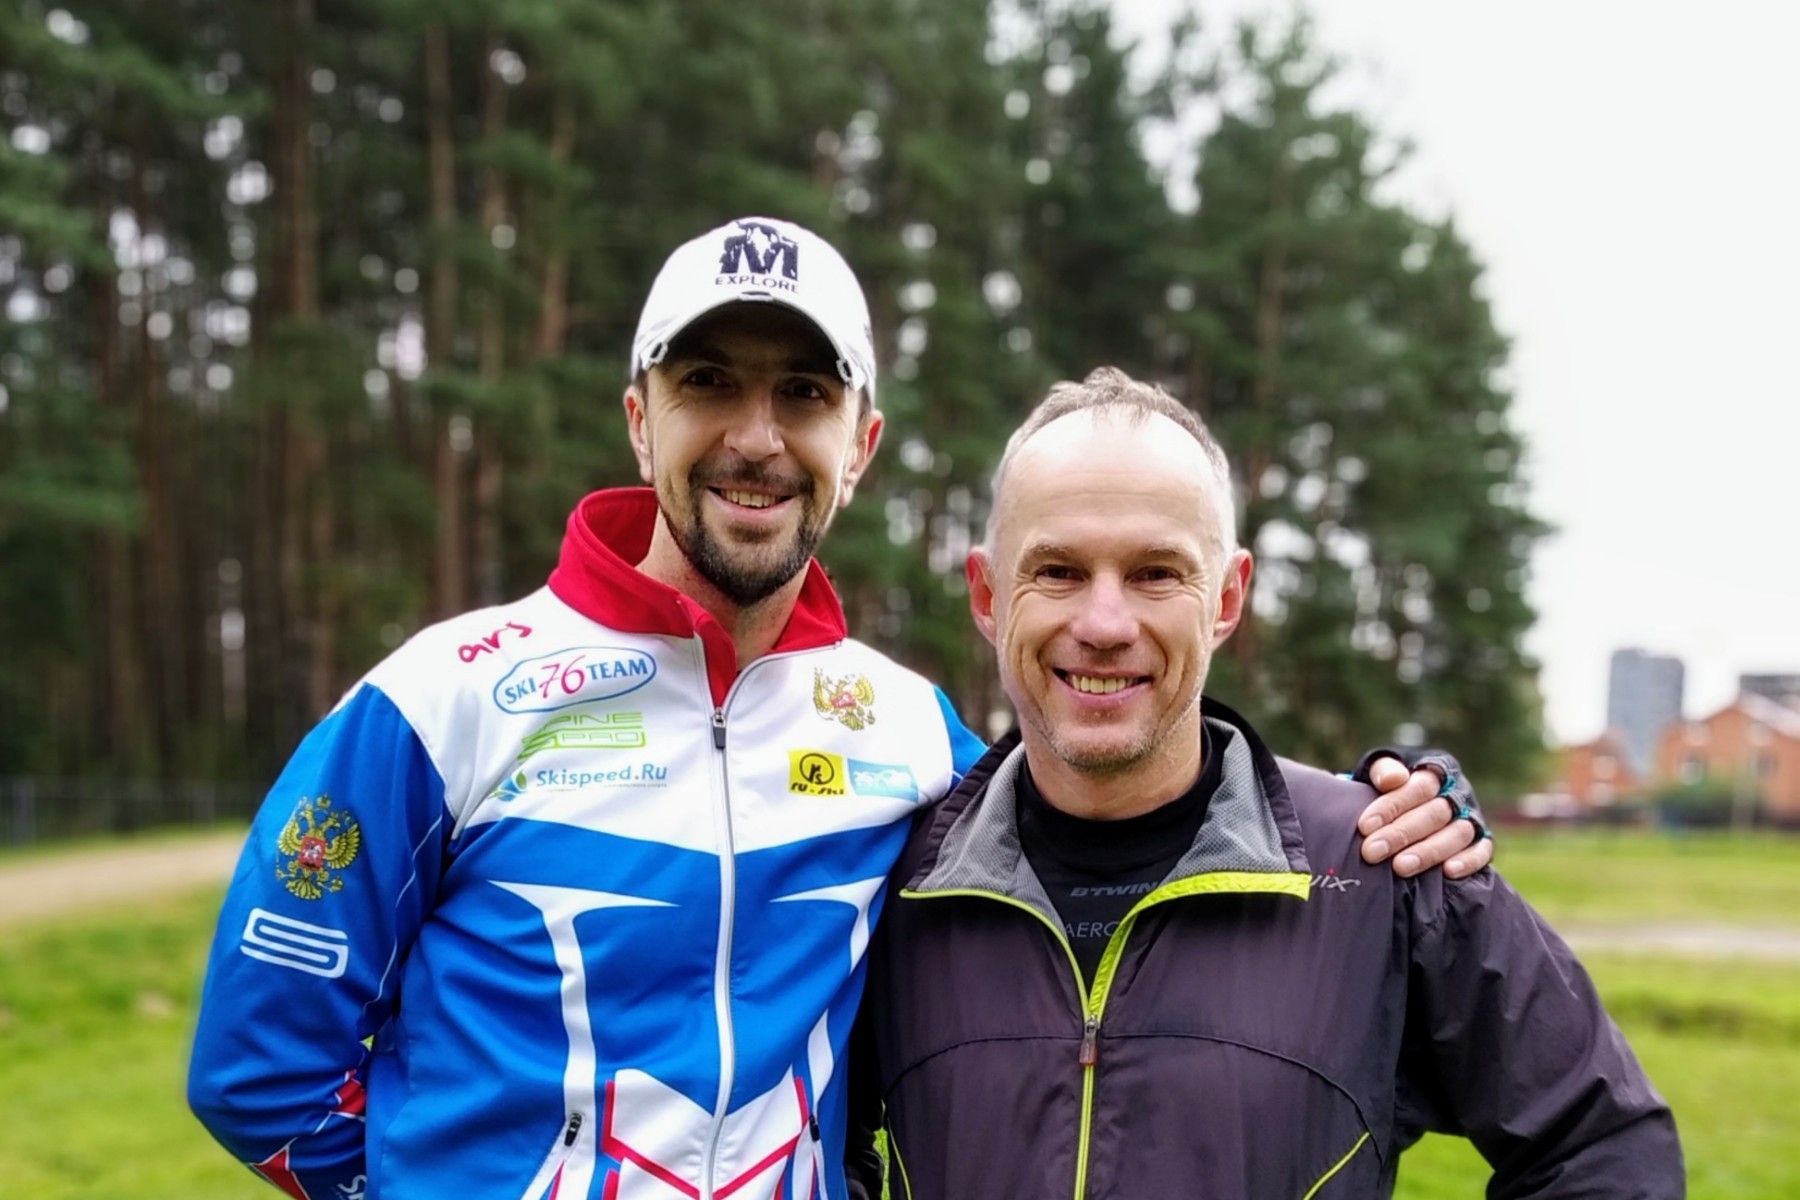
<box><xmin>719</xmin><ymin>221</ymin><xmax>800</xmax><ymax>283</ymax></box>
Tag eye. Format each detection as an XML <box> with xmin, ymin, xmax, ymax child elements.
<box><xmin>1036</xmin><ymin>564</ymin><xmax>1082</xmax><ymax>582</ymax></box>
<box><xmin>780</xmin><ymin>377</ymin><xmax>835</xmax><ymax>406</ymax></box>
<box><xmin>681</xmin><ymin>367</ymin><xmax>729</xmax><ymax>390</ymax></box>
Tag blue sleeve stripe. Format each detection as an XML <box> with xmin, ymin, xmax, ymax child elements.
<box><xmin>933</xmin><ymin>686</ymin><xmax>989</xmax><ymax>782</ymax></box>
<box><xmin>189</xmin><ymin>682</ymin><xmax>450</xmax><ymax>1176</ymax></box>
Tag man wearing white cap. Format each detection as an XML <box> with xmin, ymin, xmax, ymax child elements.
<box><xmin>187</xmin><ymin>215</ymin><xmax>1484</xmax><ymax>1200</ymax></box>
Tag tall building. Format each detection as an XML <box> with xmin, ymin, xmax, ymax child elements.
<box><xmin>1607</xmin><ymin>648</ymin><xmax>1685</xmax><ymax>776</ymax></box>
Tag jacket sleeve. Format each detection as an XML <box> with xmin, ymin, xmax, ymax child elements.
<box><xmin>933</xmin><ymin>685</ymin><xmax>989</xmax><ymax>784</ymax></box>
<box><xmin>843</xmin><ymin>995</ymin><xmax>887</xmax><ymax>1200</ymax></box>
<box><xmin>1397</xmin><ymin>869</ymin><xmax>1684</xmax><ymax>1197</ymax></box>
<box><xmin>187</xmin><ymin>682</ymin><xmax>450</xmax><ymax>1198</ymax></box>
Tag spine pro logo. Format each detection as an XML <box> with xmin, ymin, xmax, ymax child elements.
<box><xmin>493</xmin><ymin>647</ymin><xmax>657</xmax><ymax>714</ymax></box>
<box><xmin>239</xmin><ymin>907</ymin><xmax>350</xmax><ymax>978</ymax></box>
<box><xmin>517</xmin><ymin>712</ymin><xmax>648</xmax><ymax>762</ymax></box>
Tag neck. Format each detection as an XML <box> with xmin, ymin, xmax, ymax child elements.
<box><xmin>636</xmin><ymin>520</ymin><xmax>806</xmax><ymax>669</ymax></box>
<box><xmin>1021</xmin><ymin>710</ymin><xmax>1205</xmax><ymax>820</ymax></box>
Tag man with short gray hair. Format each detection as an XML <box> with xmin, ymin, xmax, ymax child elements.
<box><xmin>852</xmin><ymin>368</ymin><xmax>1680</xmax><ymax>1198</ymax></box>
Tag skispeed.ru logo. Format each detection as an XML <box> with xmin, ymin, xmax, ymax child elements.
<box><xmin>493</xmin><ymin>647</ymin><xmax>656</xmax><ymax>714</ymax></box>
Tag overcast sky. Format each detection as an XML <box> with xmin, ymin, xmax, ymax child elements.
<box><xmin>1111</xmin><ymin>0</ymin><xmax>1799</xmax><ymax>743</ymax></box>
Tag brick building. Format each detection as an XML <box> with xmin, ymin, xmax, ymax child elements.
<box><xmin>1653</xmin><ymin>693</ymin><xmax>1800</xmax><ymax>824</ymax></box>
<box><xmin>1551</xmin><ymin>731</ymin><xmax>1641</xmax><ymax>814</ymax></box>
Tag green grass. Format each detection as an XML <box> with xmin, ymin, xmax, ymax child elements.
<box><xmin>0</xmin><ymin>887</ymin><xmax>262</xmax><ymax>1199</ymax></box>
<box><xmin>4</xmin><ymin>829</ymin><xmax>1798</xmax><ymax>1197</ymax></box>
<box><xmin>1395</xmin><ymin>954</ymin><xmax>1800</xmax><ymax>1198</ymax></box>
<box><xmin>1484</xmin><ymin>827</ymin><xmax>1800</xmax><ymax>927</ymax></box>
<box><xmin>1391</xmin><ymin>831</ymin><xmax>1800</xmax><ymax>1199</ymax></box>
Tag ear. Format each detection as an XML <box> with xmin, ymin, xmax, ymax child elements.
<box><xmin>1210</xmin><ymin>549</ymin><xmax>1253</xmax><ymax>648</ymax></box>
<box><xmin>967</xmin><ymin>548</ymin><xmax>1000</xmax><ymax>647</ymax></box>
<box><xmin>624</xmin><ymin>384</ymin><xmax>654</xmax><ymax>484</ymax></box>
<box><xmin>835</xmin><ymin>407</ymin><xmax>885</xmax><ymax>508</ymax></box>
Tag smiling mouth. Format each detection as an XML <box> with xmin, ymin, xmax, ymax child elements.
<box><xmin>712</xmin><ymin>488</ymin><xmax>789</xmax><ymax>510</ymax></box>
<box><xmin>1057</xmin><ymin>671</ymin><xmax>1147</xmax><ymax>695</ymax></box>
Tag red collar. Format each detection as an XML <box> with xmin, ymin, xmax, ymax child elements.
<box><xmin>546</xmin><ymin>488</ymin><xmax>848</xmax><ymax>703</ymax></box>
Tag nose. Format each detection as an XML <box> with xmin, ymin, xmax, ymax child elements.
<box><xmin>1067</xmin><ymin>573</ymin><xmax>1138</xmax><ymax>649</ymax></box>
<box><xmin>721</xmin><ymin>385</ymin><xmax>783</xmax><ymax>461</ymax></box>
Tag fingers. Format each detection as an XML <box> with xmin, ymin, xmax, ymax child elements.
<box><xmin>1357</xmin><ymin>759</ymin><xmax>1495</xmax><ymax>877</ymax></box>
<box><xmin>1388</xmin><ymin>816</ymin><xmax>1481</xmax><ymax>876</ymax></box>
<box><xmin>1442</xmin><ymin>831</ymin><xmax>1495</xmax><ymax>879</ymax></box>
<box><xmin>1357</xmin><ymin>761</ymin><xmax>1440</xmax><ymax>841</ymax></box>
<box><xmin>1365</xmin><ymin>755</ymin><xmax>1411</xmax><ymax>796</ymax></box>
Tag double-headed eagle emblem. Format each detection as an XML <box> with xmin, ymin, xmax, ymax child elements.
<box><xmin>813</xmin><ymin>669</ymin><xmax>876</xmax><ymax>731</ymax></box>
<box><xmin>275</xmin><ymin>793</ymin><xmax>362</xmax><ymax>899</ymax></box>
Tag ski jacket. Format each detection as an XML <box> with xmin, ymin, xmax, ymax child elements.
<box><xmin>189</xmin><ymin>487</ymin><xmax>985</xmax><ymax>1200</ymax></box>
<box><xmin>852</xmin><ymin>701</ymin><xmax>1682</xmax><ymax>1199</ymax></box>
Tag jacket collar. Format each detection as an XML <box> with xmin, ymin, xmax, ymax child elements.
<box><xmin>906</xmin><ymin>697</ymin><xmax>1309</xmax><ymax>901</ymax></box>
<box><xmin>546</xmin><ymin>488</ymin><xmax>849</xmax><ymax>703</ymax></box>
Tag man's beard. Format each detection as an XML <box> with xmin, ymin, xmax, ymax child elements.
<box><xmin>663</xmin><ymin>460</ymin><xmax>824</xmax><ymax>608</ymax></box>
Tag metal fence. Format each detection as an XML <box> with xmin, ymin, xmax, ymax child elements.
<box><xmin>2</xmin><ymin>777</ymin><xmax>267</xmax><ymax>848</ymax></box>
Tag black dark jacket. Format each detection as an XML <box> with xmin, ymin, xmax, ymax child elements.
<box><xmin>850</xmin><ymin>700</ymin><xmax>1682</xmax><ymax>1198</ymax></box>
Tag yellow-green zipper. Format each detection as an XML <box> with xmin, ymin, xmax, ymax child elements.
<box><xmin>904</xmin><ymin>870</ymin><xmax>1308</xmax><ymax>1200</ymax></box>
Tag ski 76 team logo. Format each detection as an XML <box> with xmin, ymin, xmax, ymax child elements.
<box><xmin>493</xmin><ymin>647</ymin><xmax>658</xmax><ymax>714</ymax></box>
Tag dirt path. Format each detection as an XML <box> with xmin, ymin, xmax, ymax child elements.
<box><xmin>1559</xmin><ymin>923</ymin><xmax>1800</xmax><ymax>961</ymax></box>
<box><xmin>0</xmin><ymin>830</ymin><xmax>245</xmax><ymax>928</ymax></box>
<box><xmin>5</xmin><ymin>833</ymin><xmax>1800</xmax><ymax>961</ymax></box>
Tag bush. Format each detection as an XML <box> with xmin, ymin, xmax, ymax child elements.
<box><xmin>1650</xmin><ymin>776</ymin><xmax>1762</xmax><ymax>828</ymax></box>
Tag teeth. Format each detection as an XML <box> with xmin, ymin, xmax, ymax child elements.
<box><xmin>721</xmin><ymin>490</ymin><xmax>777</xmax><ymax>509</ymax></box>
<box><xmin>1068</xmin><ymin>675</ymin><xmax>1131</xmax><ymax>695</ymax></box>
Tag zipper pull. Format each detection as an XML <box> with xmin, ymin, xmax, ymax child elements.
<box><xmin>563</xmin><ymin>1111</ymin><xmax>583</xmax><ymax>1146</ymax></box>
<box><xmin>711</xmin><ymin>708</ymin><xmax>727</xmax><ymax>750</ymax></box>
<box><xmin>1078</xmin><ymin>1013</ymin><xmax>1100</xmax><ymax>1066</ymax></box>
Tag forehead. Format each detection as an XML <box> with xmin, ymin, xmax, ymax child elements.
<box><xmin>663</xmin><ymin>302</ymin><xmax>837</xmax><ymax>368</ymax></box>
<box><xmin>998</xmin><ymin>412</ymin><xmax>1221</xmax><ymax>558</ymax></box>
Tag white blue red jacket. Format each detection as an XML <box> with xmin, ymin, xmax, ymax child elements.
<box><xmin>188</xmin><ymin>487</ymin><xmax>985</xmax><ymax>1200</ymax></box>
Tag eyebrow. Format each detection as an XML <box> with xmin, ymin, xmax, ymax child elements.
<box><xmin>664</xmin><ymin>342</ymin><xmax>840</xmax><ymax>379</ymax></box>
<box><xmin>1017</xmin><ymin>540</ymin><xmax>1203</xmax><ymax>569</ymax></box>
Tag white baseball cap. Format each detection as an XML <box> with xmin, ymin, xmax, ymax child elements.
<box><xmin>631</xmin><ymin>216</ymin><xmax>877</xmax><ymax>402</ymax></box>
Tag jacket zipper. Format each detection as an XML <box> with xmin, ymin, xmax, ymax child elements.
<box><xmin>518</xmin><ymin>1111</ymin><xmax>584</xmax><ymax>1200</ymax></box>
<box><xmin>696</xmin><ymin>645</ymin><xmax>832</xmax><ymax>1198</ymax></box>
<box><xmin>905</xmin><ymin>870</ymin><xmax>1310</xmax><ymax>1200</ymax></box>
<box><xmin>897</xmin><ymin>888</ymin><xmax>1094</xmax><ymax>1199</ymax></box>
<box><xmin>700</xmin><ymin>639</ymin><xmax>737</xmax><ymax>1200</ymax></box>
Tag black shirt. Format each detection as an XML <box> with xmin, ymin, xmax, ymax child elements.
<box><xmin>1016</xmin><ymin>727</ymin><xmax>1223</xmax><ymax>990</ymax></box>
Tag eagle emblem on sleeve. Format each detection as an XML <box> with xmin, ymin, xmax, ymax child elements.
<box><xmin>275</xmin><ymin>794</ymin><xmax>362</xmax><ymax>900</ymax></box>
<box><xmin>813</xmin><ymin>669</ymin><xmax>876</xmax><ymax>731</ymax></box>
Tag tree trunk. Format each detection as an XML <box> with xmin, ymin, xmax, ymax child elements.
<box><xmin>88</xmin><ymin>174</ymin><xmax>152</xmax><ymax>776</ymax></box>
<box><xmin>531</xmin><ymin>91</ymin><xmax>575</xmax><ymax>360</ymax></box>
<box><xmin>129</xmin><ymin>131</ymin><xmax>185</xmax><ymax>779</ymax></box>
<box><xmin>472</xmin><ymin>31</ymin><xmax>509</xmax><ymax>607</ymax></box>
<box><xmin>271</xmin><ymin>0</ymin><xmax>331</xmax><ymax>722</ymax></box>
<box><xmin>1233</xmin><ymin>134</ymin><xmax>1296</xmax><ymax>682</ymax></box>
<box><xmin>425</xmin><ymin>21</ymin><xmax>467</xmax><ymax>619</ymax></box>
